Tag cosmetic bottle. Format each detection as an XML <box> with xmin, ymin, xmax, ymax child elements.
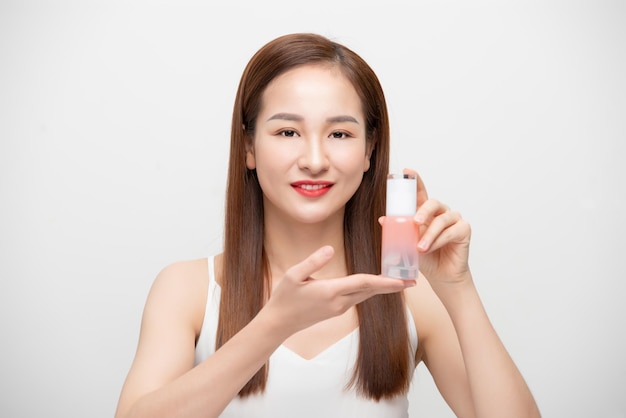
<box><xmin>381</xmin><ymin>173</ymin><xmax>419</xmax><ymax>279</ymax></box>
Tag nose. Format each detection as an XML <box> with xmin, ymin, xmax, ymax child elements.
<box><xmin>298</xmin><ymin>136</ymin><xmax>330</xmax><ymax>174</ymax></box>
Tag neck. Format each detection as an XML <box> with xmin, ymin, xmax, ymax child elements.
<box><xmin>263</xmin><ymin>210</ymin><xmax>348</xmax><ymax>282</ymax></box>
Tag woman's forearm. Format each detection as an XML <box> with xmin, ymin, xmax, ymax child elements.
<box><xmin>122</xmin><ymin>310</ymin><xmax>287</xmax><ymax>418</ymax></box>
<box><xmin>434</xmin><ymin>276</ymin><xmax>541</xmax><ymax>418</ymax></box>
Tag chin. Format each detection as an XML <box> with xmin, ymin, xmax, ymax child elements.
<box><xmin>294</xmin><ymin>209</ymin><xmax>345</xmax><ymax>226</ymax></box>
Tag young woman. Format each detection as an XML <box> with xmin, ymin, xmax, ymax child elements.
<box><xmin>114</xmin><ymin>33</ymin><xmax>540</xmax><ymax>418</ymax></box>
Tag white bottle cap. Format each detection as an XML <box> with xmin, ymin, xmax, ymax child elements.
<box><xmin>386</xmin><ymin>173</ymin><xmax>417</xmax><ymax>217</ymax></box>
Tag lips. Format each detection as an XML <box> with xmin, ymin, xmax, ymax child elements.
<box><xmin>291</xmin><ymin>181</ymin><xmax>334</xmax><ymax>197</ymax></box>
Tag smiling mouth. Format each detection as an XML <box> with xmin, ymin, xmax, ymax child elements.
<box><xmin>291</xmin><ymin>182</ymin><xmax>334</xmax><ymax>196</ymax></box>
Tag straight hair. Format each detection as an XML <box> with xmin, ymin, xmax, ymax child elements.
<box><xmin>217</xmin><ymin>33</ymin><xmax>411</xmax><ymax>400</ymax></box>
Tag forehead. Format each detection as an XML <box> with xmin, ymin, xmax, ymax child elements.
<box><xmin>259</xmin><ymin>64</ymin><xmax>363</xmax><ymax>116</ymax></box>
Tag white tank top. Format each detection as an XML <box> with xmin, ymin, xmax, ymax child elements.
<box><xmin>195</xmin><ymin>255</ymin><xmax>419</xmax><ymax>417</ymax></box>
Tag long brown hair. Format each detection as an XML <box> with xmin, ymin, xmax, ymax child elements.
<box><xmin>217</xmin><ymin>33</ymin><xmax>411</xmax><ymax>400</ymax></box>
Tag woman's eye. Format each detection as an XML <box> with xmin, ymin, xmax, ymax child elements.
<box><xmin>330</xmin><ymin>131</ymin><xmax>349</xmax><ymax>139</ymax></box>
<box><xmin>280</xmin><ymin>130</ymin><xmax>298</xmax><ymax>138</ymax></box>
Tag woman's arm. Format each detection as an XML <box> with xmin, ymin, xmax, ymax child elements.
<box><xmin>405</xmin><ymin>168</ymin><xmax>541</xmax><ymax>418</ymax></box>
<box><xmin>435</xmin><ymin>275</ymin><xmax>540</xmax><ymax>418</ymax></box>
<box><xmin>408</xmin><ymin>273</ymin><xmax>540</xmax><ymax>418</ymax></box>
<box><xmin>115</xmin><ymin>246</ymin><xmax>413</xmax><ymax>418</ymax></box>
<box><xmin>114</xmin><ymin>258</ymin><xmax>288</xmax><ymax>418</ymax></box>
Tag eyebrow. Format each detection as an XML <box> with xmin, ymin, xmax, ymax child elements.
<box><xmin>267</xmin><ymin>113</ymin><xmax>360</xmax><ymax>124</ymax></box>
<box><xmin>267</xmin><ymin>113</ymin><xmax>303</xmax><ymax>122</ymax></box>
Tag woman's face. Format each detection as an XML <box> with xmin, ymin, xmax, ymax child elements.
<box><xmin>247</xmin><ymin>64</ymin><xmax>371</xmax><ymax>226</ymax></box>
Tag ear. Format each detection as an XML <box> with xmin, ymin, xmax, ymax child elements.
<box><xmin>243</xmin><ymin>124</ymin><xmax>256</xmax><ymax>169</ymax></box>
<box><xmin>363</xmin><ymin>142</ymin><xmax>374</xmax><ymax>172</ymax></box>
<box><xmin>246</xmin><ymin>149</ymin><xmax>256</xmax><ymax>169</ymax></box>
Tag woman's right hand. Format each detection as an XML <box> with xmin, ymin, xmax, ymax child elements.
<box><xmin>260</xmin><ymin>245</ymin><xmax>415</xmax><ymax>336</ymax></box>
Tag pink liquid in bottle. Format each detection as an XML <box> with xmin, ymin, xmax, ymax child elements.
<box><xmin>381</xmin><ymin>173</ymin><xmax>419</xmax><ymax>279</ymax></box>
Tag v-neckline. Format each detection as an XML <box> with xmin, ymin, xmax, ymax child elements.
<box><xmin>210</xmin><ymin>256</ymin><xmax>360</xmax><ymax>362</ymax></box>
<box><xmin>278</xmin><ymin>327</ymin><xmax>359</xmax><ymax>362</ymax></box>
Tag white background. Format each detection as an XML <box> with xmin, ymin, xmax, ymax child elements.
<box><xmin>1</xmin><ymin>1</ymin><xmax>625</xmax><ymax>417</ymax></box>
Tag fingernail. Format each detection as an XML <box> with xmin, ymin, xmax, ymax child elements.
<box><xmin>417</xmin><ymin>240</ymin><xmax>428</xmax><ymax>251</ymax></box>
<box><xmin>414</xmin><ymin>215</ymin><xmax>425</xmax><ymax>224</ymax></box>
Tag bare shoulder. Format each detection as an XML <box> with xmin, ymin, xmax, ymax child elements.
<box><xmin>145</xmin><ymin>257</ymin><xmax>211</xmax><ymax>337</ymax></box>
<box><xmin>153</xmin><ymin>257</ymin><xmax>210</xmax><ymax>288</ymax></box>
<box><xmin>404</xmin><ymin>273</ymin><xmax>449</xmax><ymax>333</ymax></box>
<box><xmin>115</xmin><ymin>257</ymin><xmax>214</xmax><ymax>416</ymax></box>
<box><xmin>403</xmin><ymin>273</ymin><xmax>453</xmax><ymax>361</ymax></box>
<box><xmin>403</xmin><ymin>276</ymin><xmax>479</xmax><ymax>416</ymax></box>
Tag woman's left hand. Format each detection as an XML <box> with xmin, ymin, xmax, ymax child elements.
<box><xmin>404</xmin><ymin>168</ymin><xmax>472</xmax><ymax>287</ymax></box>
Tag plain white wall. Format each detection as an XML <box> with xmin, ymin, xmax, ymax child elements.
<box><xmin>1</xmin><ymin>1</ymin><xmax>625</xmax><ymax>417</ymax></box>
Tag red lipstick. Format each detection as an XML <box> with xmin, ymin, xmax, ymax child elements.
<box><xmin>291</xmin><ymin>181</ymin><xmax>333</xmax><ymax>198</ymax></box>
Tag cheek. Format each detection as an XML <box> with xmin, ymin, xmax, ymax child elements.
<box><xmin>255</xmin><ymin>142</ymin><xmax>296</xmax><ymax>170</ymax></box>
<box><xmin>333</xmin><ymin>143</ymin><xmax>369</xmax><ymax>172</ymax></box>
<box><xmin>253</xmin><ymin>143</ymin><xmax>297</xmax><ymax>191</ymax></box>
